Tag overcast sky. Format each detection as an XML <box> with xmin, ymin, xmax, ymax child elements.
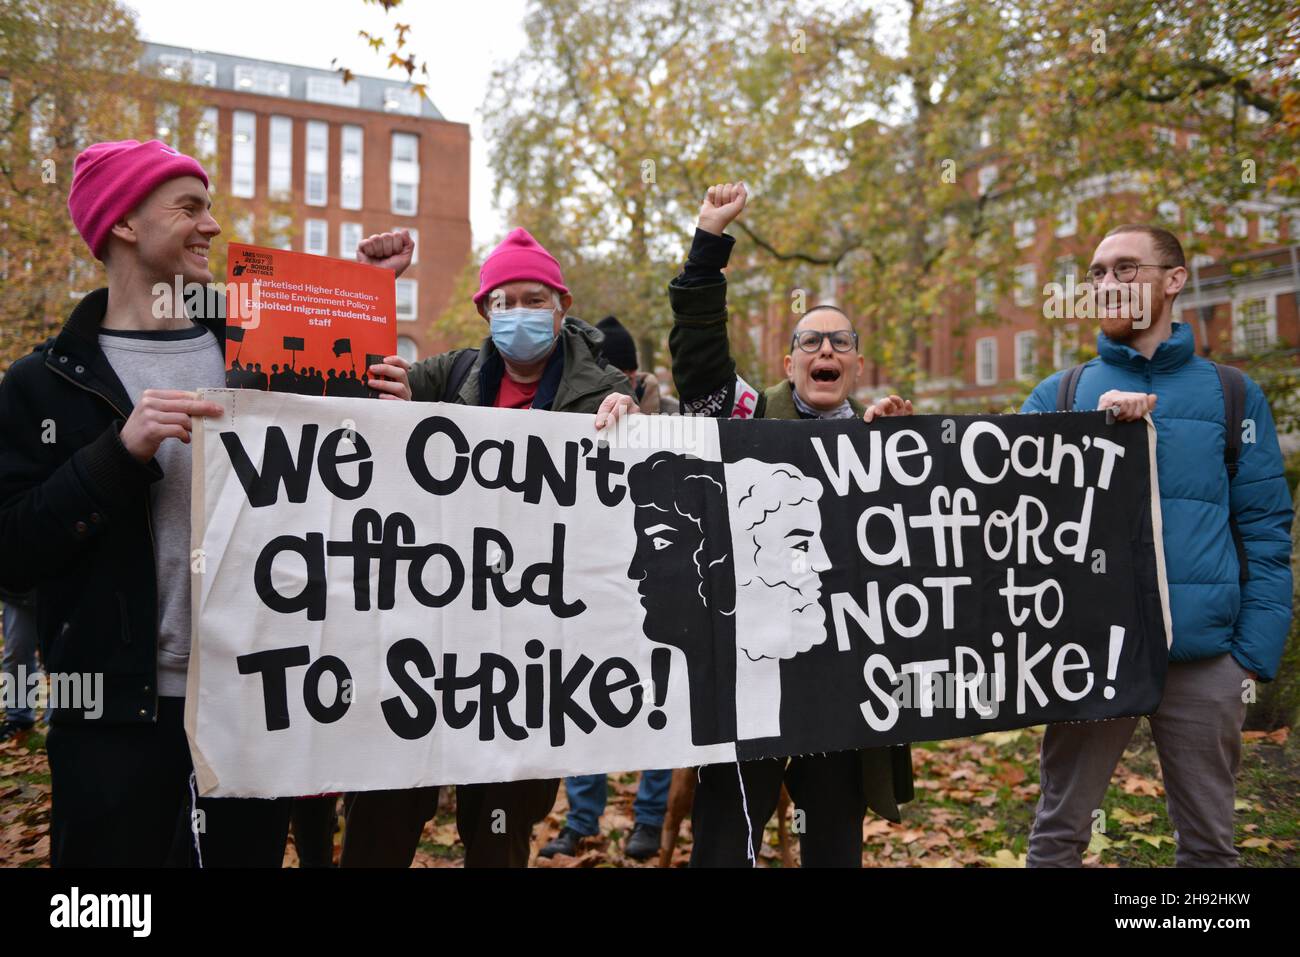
<box><xmin>124</xmin><ymin>0</ymin><xmax>529</xmax><ymax>244</ymax></box>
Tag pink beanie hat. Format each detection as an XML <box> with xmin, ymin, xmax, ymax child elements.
<box><xmin>472</xmin><ymin>227</ymin><xmax>569</xmax><ymax>305</ymax></box>
<box><xmin>67</xmin><ymin>139</ymin><xmax>210</xmax><ymax>260</ymax></box>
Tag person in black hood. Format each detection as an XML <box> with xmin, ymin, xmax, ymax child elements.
<box><xmin>597</xmin><ymin>315</ymin><xmax>679</xmax><ymax>414</ymax></box>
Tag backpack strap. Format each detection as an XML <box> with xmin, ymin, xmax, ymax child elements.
<box><xmin>1055</xmin><ymin>363</ymin><xmax>1086</xmax><ymax>412</ymax></box>
<box><xmin>442</xmin><ymin>349</ymin><xmax>478</xmax><ymax>404</ymax></box>
<box><xmin>1215</xmin><ymin>363</ymin><xmax>1250</xmax><ymax>585</ymax></box>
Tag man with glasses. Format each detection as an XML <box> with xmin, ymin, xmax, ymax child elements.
<box><xmin>664</xmin><ymin>181</ymin><xmax>915</xmax><ymax>866</ymax></box>
<box><xmin>1021</xmin><ymin>224</ymin><xmax>1292</xmax><ymax>866</ymax></box>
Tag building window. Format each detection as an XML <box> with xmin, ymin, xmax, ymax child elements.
<box><xmin>1013</xmin><ymin>264</ymin><xmax>1037</xmax><ymax>307</ymax></box>
<box><xmin>397</xmin><ymin>335</ymin><xmax>419</xmax><ymax>364</ymax></box>
<box><xmin>269</xmin><ymin>214</ymin><xmax>292</xmax><ymax>250</ymax></box>
<box><xmin>396</xmin><ymin>279</ymin><xmax>418</xmax><ymax>320</ymax></box>
<box><xmin>155</xmin><ymin>103</ymin><xmax>180</xmax><ymax>147</ymax></box>
<box><xmin>0</xmin><ymin>79</ymin><xmax>10</xmax><ymax>150</ymax></box>
<box><xmin>1194</xmin><ymin>210</ymin><xmax>1212</xmax><ymax>234</ymax></box>
<box><xmin>231</xmin><ymin>110</ymin><xmax>256</xmax><ymax>199</ymax></box>
<box><xmin>1055</xmin><ymin>201</ymin><xmax>1077</xmax><ymax>237</ymax></box>
<box><xmin>1259</xmin><ymin>213</ymin><xmax>1278</xmax><ymax>244</ymax></box>
<box><xmin>340</xmin><ymin>222</ymin><xmax>362</xmax><ymax>259</ymax></box>
<box><xmin>975</xmin><ymin>337</ymin><xmax>997</xmax><ymax>386</ymax></box>
<box><xmin>1015</xmin><ymin>331</ymin><xmax>1037</xmax><ymax>379</ymax></box>
<box><xmin>305</xmin><ymin>219</ymin><xmax>329</xmax><ymax>256</ymax></box>
<box><xmin>305</xmin><ymin>75</ymin><xmax>361</xmax><ymax>107</ymax></box>
<box><xmin>383</xmin><ymin>86</ymin><xmax>423</xmax><ymax>116</ymax></box>
<box><xmin>977</xmin><ymin>165</ymin><xmax>997</xmax><ymax>196</ymax></box>
<box><xmin>1054</xmin><ymin>255</ymin><xmax>1077</xmax><ymax>285</ymax></box>
<box><xmin>28</xmin><ymin>95</ymin><xmax>49</xmax><ymax>152</ymax></box>
<box><xmin>1234</xmin><ymin>297</ymin><xmax>1275</xmax><ymax>353</ymax></box>
<box><xmin>1053</xmin><ymin>323</ymin><xmax>1079</xmax><ymax>370</ymax></box>
<box><xmin>1157</xmin><ymin>200</ymin><xmax>1180</xmax><ymax>224</ymax></box>
<box><xmin>232</xmin><ymin>214</ymin><xmax>254</xmax><ymax>243</ymax></box>
<box><xmin>1153</xmin><ymin>127</ymin><xmax>1176</xmax><ymax>146</ymax></box>
<box><xmin>234</xmin><ymin>64</ymin><xmax>290</xmax><ymax>98</ymax></box>
<box><xmin>269</xmin><ymin>116</ymin><xmax>293</xmax><ymax>200</ymax></box>
<box><xmin>1014</xmin><ymin>214</ymin><xmax>1035</xmax><ymax>248</ymax></box>
<box><xmin>306</xmin><ymin>121</ymin><xmax>328</xmax><ymax>207</ymax></box>
<box><xmin>391</xmin><ymin>132</ymin><xmax>420</xmax><ymax>216</ymax></box>
<box><xmin>195</xmin><ymin>107</ymin><xmax>218</xmax><ymax>164</ymax></box>
<box><xmin>1226</xmin><ymin>209</ymin><xmax>1248</xmax><ymax>239</ymax></box>
<box><xmin>341</xmin><ymin>125</ymin><xmax>363</xmax><ymax>210</ymax></box>
<box><xmin>975</xmin><ymin>275</ymin><xmax>995</xmax><ymax>314</ymax></box>
<box><xmin>158</xmin><ymin>54</ymin><xmax>216</xmax><ymax>87</ymax></box>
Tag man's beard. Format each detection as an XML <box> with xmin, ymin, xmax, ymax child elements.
<box><xmin>1099</xmin><ymin>313</ymin><xmax>1139</xmax><ymax>342</ymax></box>
<box><xmin>1097</xmin><ymin>287</ymin><xmax>1160</xmax><ymax>342</ymax></box>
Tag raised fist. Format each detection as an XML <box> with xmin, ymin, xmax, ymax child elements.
<box><xmin>697</xmin><ymin>181</ymin><xmax>748</xmax><ymax>236</ymax></box>
<box><xmin>357</xmin><ymin>229</ymin><xmax>415</xmax><ymax>278</ymax></box>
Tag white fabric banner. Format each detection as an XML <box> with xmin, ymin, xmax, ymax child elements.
<box><xmin>187</xmin><ymin>389</ymin><xmax>1169</xmax><ymax>797</ymax></box>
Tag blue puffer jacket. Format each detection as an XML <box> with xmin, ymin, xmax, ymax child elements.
<box><xmin>1023</xmin><ymin>323</ymin><xmax>1293</xmax><ymax>680</ymax></box>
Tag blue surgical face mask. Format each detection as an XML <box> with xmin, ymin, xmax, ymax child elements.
<box><xmin>489</xmin><ymin>307</ymin><xmax>558</xmax><ymax>363</ymax></box>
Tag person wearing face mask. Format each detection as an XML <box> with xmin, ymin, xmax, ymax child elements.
<box><xmin>339</xmin><ymin>227</ymin><xmax>635</xmax><ymax>868</ymax></box>
<box><xmin>663</xmin><ymin>181</ymin><xmax>915</xmax><ymax>867</ymax></box>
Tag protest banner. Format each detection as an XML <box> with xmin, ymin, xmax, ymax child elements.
<box><xmin>187</xmin><ymin>390</ymin><xmax>1170</xmax><ymax>797</ymax></box>
<box><xmin>223</xmin><ymin>243</ymin><xmax>396</xmax><ymax>397</ymax></box>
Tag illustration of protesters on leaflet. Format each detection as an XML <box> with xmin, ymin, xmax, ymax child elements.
<box><xmin>0</xmin><ymin>139</ymin><xmax>412</xmax><ymax>867</ymax></box>
<box><xmin>340</xmin><ymin>227</ymin><xmax>637</xmax><ymax>869</ymax></box>
<box><xmin>1021</xmin><ymin>224</ymin><xmax>1292</xmax><ymax>867</ymax></box>
<box><xmin>662</xmin><ymin>180</ymin><xmax>916</xmax><ymax>867</ymax></box>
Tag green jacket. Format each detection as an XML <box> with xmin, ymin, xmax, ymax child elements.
<box><xmin>408</xmin><ymin>316</ymin><xmax>632</xmax><ymax>413</ymax></box>
<box><xmin>668</xmin><ymin>267</ymin><xmax>915</xmax><ymax>822</ymax></box>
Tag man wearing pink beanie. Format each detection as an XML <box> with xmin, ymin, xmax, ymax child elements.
<box><xmin>0</xmin><ymin>139</ymin><xmax>414</xmax><ymax>867</ymax></box>
<box><xmin>340</xmin><ymin>228</ymin><xmax>637</xmax><ymax>868</ymax></box>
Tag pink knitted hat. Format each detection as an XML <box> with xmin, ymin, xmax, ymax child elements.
<box><xmin>472</xmin><ymin>228</ymin><xmax>569</xmax><ymax>305</ymax></box>
<box><xmin>67</xmin><ymin>139</ymin><xmax>210</xmax><ymax>260</ymax></box>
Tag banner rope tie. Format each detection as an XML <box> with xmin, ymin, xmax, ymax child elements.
<box><xmin>735</xmin><ymin>759</ymin><xmax>755</xmax><ymax>867</ymax></box>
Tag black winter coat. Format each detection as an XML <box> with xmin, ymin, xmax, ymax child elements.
<box><xmin>0</xmin><ymin>288</ymin><xmax>225</xmax><ymax>725</ymax></box>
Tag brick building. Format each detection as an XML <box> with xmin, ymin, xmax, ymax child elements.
<box><xmin>142</xmin><ymin>43</ymin><xmax>471</xmax><ymax>362</ymax></box>
<box><xmin>929</xmin><ymin>162</ymin><xmax>1300</xmax><ymax>410</ymax></box>
<box><xmin>735</xmin><ymin>135</ymin><xmax>1298</xmax><ymax>416</ymax></box>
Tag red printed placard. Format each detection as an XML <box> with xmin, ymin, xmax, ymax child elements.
<box><xmin>224</xmin><ymin>243</ymin><xmax>396</xmax><ymax>397</ymax></box>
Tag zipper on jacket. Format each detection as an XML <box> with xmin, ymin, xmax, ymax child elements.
<box><xmin>48</xmin><ymin>361</ymin><xmax>161</xmax><ymax>723</ymax></box>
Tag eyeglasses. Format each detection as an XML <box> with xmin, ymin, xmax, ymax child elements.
<box><xmin>791</xmin><ymin>329</ymin><xmax>859</xmax><ymax>353</ymax></box>
<box><xmin>1086</xmin><ymin>262</ymin><xmax>1174</xmax><ymax>283</ymax></box>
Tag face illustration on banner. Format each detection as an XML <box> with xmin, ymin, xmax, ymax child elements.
<box><xmin>627</xmin><ymin>452</ymin><xmax>737</xmax><ymax>747</ymax></box>
<box><xmin>726</xmin><ymin>459</ymin><xmax>830</xmax><ymax>740</ymax></box>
